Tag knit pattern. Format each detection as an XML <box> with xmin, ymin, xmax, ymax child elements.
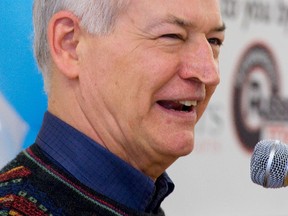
<box><xmin>0</xmin><ymin>145</ymin><xmax>165</xmax><ymax>216</ymax></box>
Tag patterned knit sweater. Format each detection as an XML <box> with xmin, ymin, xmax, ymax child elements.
<box><xmin>0</xmin><ymin>145</ymin><xmax>166</xmax><ymax>216</ymax></box>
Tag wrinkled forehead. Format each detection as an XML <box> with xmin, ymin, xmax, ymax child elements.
<box><xmin>125</xmin><ymin>0</ymin><xmax>223</xmax><ymax>32</ymax></box>
<box><xmin>126</xmin><ymin>0</ymin><xmax>221</xmax><ymax>15</ymax></box>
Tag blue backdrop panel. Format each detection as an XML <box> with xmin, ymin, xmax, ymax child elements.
<box><xmin>0</xmin><ymin>1</ymin><xmax>47</xmax><ymax>149</ymax></box>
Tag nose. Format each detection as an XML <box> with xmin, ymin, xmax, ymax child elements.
<box><xmin>178</xmin><ymin>36</ymin><xmax>220</xmax><ymax>86</ymax></box>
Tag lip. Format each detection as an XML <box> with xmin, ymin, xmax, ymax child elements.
<box><xmin>155</xmin><ymin>101</ymin><xmax>198</xmax><ymax>123</ymax></box>
<box><xmin>153</xmin><ymin>88</ymin><xmax>206</xmax><ymax>121</ymax></box>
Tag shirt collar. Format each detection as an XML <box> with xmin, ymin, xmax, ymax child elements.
<box><xmin>36</xmin><ymin>112</ymin><xmax>174</xmax><ymax>212</ymax></box>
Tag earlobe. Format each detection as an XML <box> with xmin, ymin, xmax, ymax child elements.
<box><xmin>48</xmin><ymin>11</ymin><xmax>81</xmax><ymax>79</ymax></box>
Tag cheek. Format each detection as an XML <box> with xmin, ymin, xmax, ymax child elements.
<box><xmin>118</xmin><ymin>48</ymin><xmax>180</xmax><ymax>95</ymax></box>
<box><xmin>137</xmin><ymin>54</ymin><xmax>181</xmax><ymax>94</ymax></box>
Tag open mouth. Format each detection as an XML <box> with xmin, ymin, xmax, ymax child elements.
<box><xmin>157</xmin><ymin>100</ymin><xmax>197</xmax><ymax>112</ymax></box>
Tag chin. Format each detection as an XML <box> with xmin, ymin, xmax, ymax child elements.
<box><xmin>179</xmin><ymin>142</ymin><xmax>194</xmax><ymax>156</ymax></box>
<box><xmin>163</xmin><ymin>138</ymin><xmax>194</xmax><ymax>158</ymax></box>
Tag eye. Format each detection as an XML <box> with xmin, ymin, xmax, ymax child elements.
<box><xmin>161</xmin><ymin>33</ymin><xmax>184</xmax><ymax>40</ymax></box>
<box><xmin>208</xmin><ymin>37</ymin><xmax>223</xmax><ymax>46</ymax></box>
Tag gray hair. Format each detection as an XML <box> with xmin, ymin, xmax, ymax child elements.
<box><xmin>33</xmin><ymin>0</ymin><xmax>129</xmax><ymax>93</ymax></box>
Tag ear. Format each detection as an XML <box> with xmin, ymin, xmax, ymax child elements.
<box><xmin>47</xmin><ymin>11</ymin><xmax>81</xmax><ymax>79</ymax></box>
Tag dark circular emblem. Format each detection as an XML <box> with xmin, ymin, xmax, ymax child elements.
<box><xmin>232</xmin><ymin>42</ymin><xmax>280</xmax><ymax>152</ymax></box>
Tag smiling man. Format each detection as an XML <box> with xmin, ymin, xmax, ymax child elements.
<box><xmin>0</xmin><ymin>0</ymin><xmax>225</xmax><ymax>215</ymax></box>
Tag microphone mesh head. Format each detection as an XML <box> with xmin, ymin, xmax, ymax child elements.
<box><xmin>250</xmin><ymin>140</ymin><xmax>288</xmax><ymax>188</ymax></box>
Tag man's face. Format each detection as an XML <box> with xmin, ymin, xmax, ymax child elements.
<box><xmin>77</xmin><ymin>0</ymin><xmax>225</xmax><ymax>174</ymax></box>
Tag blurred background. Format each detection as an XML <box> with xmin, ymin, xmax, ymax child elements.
<box><xmin>1</xmin><ymin>0</ymin><xmax>288</xmax><ymax>215</ymax></box>
<box><xmin>0</xmin><ymin>0</ymin><xmax>46</xmax><ymax>166</ymax></box>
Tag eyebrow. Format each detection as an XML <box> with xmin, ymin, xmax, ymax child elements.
<box><xmin>213</xmin><ymin>23</ymin><xmax>226</xmax><ymax>32</ymax></box>
<box><xmin>170</xmin><ymin>15</ymin><xmax>226</xmax><ymax>33</ymax></box>
<box><xmin>148</xmin><ymin>14</ymin><xmax>226</xmax><ymax>33</ymax></box>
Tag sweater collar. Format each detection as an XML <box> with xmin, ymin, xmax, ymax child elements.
<box><xmin>36</xmin><ymin>112</ymin><xmax>174</xmax><ymax>212</ymax></box>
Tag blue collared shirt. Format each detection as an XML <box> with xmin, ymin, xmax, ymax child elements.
<box><xmin>36</xmin><ymin>112</ymin><xmax>174</xmax><ymax>212</ymax></box>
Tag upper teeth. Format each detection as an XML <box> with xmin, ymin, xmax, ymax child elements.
<box><xmin>179</xmin><ymin>100</ymin><xmax>197</xmax><ymax>107</ymax></box>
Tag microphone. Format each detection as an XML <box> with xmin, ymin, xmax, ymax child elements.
<box><xmin>250</xmin><ymin>139</ymin><xmax>288</xmax><ymax>188</ymax></box>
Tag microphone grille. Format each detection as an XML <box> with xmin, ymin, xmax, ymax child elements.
<box><xmin>250</xmin><ymin>140</ymin><xmax>288</xmax><ymax>188</ymax></box>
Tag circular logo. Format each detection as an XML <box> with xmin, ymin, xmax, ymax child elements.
<box><xmin>232</xmin><ymin>42</ymin><xmax>280</xmax><ymax>152</ymax></box>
